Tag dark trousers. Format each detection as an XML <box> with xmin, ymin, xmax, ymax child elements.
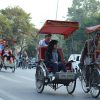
<box><xmin>3</xmin><ymin>55</ymin><xmax>10</xmax><ymax>60</ymax></box>
<box><xmin>3</xmin><ymin>55</ymin><xmax>15</xmax><ymax>61</ymax></box>
<box><xmin>85</xmin><ymin>65</ymin><xmax>90</xmax><ymax>85</ymax></box>
<box><xmin>47</xmin><ymin>62</ymin><xmax>66</xmax><ymax>74</ymax></box>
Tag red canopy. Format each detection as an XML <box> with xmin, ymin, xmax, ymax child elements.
<box><xmin>86</xmin><ymin>25</ymin><xmax>100</xmax><ymax>34</ymax></box>
<box><xmin>38</xmin><ymin>20</ymin><xmax>79</xmax><ymax>38</ymax></box>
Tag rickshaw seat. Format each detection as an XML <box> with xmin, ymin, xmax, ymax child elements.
<box><xmin>38</xmin><ymin>46</ymin><xmax>64</xmax><ymax>62</ymax></box>
<box><xmin>38</xmin><ymin>47</ymin><xmax>48</xmax><ymax>60</ymax></box>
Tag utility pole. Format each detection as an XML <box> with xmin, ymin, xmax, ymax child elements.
<box><xmin>55</xmin><ymin>0</ymin><xmax>59</xmax><ymax>20</ymax></box>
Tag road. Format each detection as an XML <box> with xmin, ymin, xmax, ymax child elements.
<box><xmin>0</xmin><ymin>68</ymin><xmax>99</xmax><ymax>100</ymax></box>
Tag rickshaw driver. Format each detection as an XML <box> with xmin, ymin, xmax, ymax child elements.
<box><xmin>79</xmin><ymin>33</ymin><xmax>100</xmax><ymax>87</ymax></box>
<box><xmin>39</xmin><ymin>34</ymin><xmax>52</xmax><ymax>47</ymax></box>
<box><xmin>37</xmin><ymin>34</ymin><xmax>52</xmax><ymax>60</ymax></box>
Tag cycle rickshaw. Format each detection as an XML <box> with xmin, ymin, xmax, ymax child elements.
<box><xmin>79</xmin><ymin>25</ymin><xmax>100</xmax><ymax>98</ymax></box>
<box><xmin>35</xmin><ymin>20</ymin><xmax>79</xmax><ymax>94</ymax></box>
<box><xmin>0</xmin><ymin>39</ymin><xmax>16</xmax><ymax>73</ymax></box>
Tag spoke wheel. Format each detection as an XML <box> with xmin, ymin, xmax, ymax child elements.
<box><xmin>90</xmin><ymin>86</ymin><xmax>100</xmax><ymax>98</ymax></box>
<box><xmin>81</xmin><ymin>75</ymin><xmax>90</xmax><ymax>93</ymax></box>
<box><xmin>66</xmin><ymin>79</ymin><xmax>76</xmax><ymax>94</ymax></box>
<box><xmin>0</xmin><ymin>64</ymin><xmax>2</xmax><ymax>70</ymax></box>
<box><xmin>0</xmin><ymin>66</ymin><xmax>2</xmax><ymax>70</ymax></box>
<box><xmin>35</xmin><ymin>66</ymin><xmax>45</xmax><ymax>93</ymax></box>
<box><xmin>12</xmin><ymin>66</ymin><xmax>15</xmax><ymax>73</ymax></box>
<box><xmin>12</xmin><ymin>62</ymin><xmax>16</xmax><ymax>73</ymax></box>
<box><xmin>0</xmin><ymin>59</ymin><xmax>3</xmax><ymax>70</ymax></box>
<box><xmin>90</xmin><ymin>68</ymin><xmax>100</xmax><ymax>98</ymax></box>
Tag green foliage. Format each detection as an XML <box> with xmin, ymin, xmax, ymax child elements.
<box><xmin>62</xmin><ymin>0</ymin><xmax>100</xmax><ymax>58</ymax></box>
<box><xmin>26</xmin><ymin>44</ymin><xmax>37</xmax><ymax>57</ymax></box>
<box><xmin>68</xmin><ymin>0</ymin><xmax>100</xmax><ymax>22</ymax></box>
<box><xmin>0</xmin><ymin>6</ymin><xmax>38</xmax><ymax>53</ymax></box>
<box><xmin>0</xmin><ymin>6</ymin><xmax>34</xmax><ymax>36</ymax></box>
<box><xmin>0</xmin><ymin>14</ymin><xmax>12</xmax><ymax>37</ymax></box>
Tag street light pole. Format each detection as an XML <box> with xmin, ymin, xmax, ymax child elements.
<box><xmin>55</xmin><ymin>0</ymin><xmax>59</xmax><ymax>20</ymax></box>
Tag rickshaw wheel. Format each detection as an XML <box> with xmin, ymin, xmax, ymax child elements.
<box><xmin>0</xmin><ymin>64</ymin><xmax>2</xmax><ymax>70</ymax></box>
<box><xmin>0</xmin><ymin>58</ymin><xmax>3</xmax><ymax>70</ymax></box>
<box><xmin>12</xmin><ymin>66</ymin><xmax>15</xmax><ymax>73</ymax></box>
<box><xmin>90</xmin><ymin>86</ymin><xmax>100</xmax><ymax>98</ymax></box>
<box><xmin>35</xmin><ymin>66</ymin><xmax>45</xmax><ymax>93</ymax></box>
<box><xmin>66</xmin><ymin>79</ymin><xmax>76</xmax><ymax>94</ymax></box>
<box><xmin>0</xmin><ymin>66</ymin><xmax>2</xmax><ymax>70</ymax></box>
<box><xmin>81</xmin><ymin>75</ymin><xmax>90</xmax><ymax>93</ymax></box>
<box><xmin>90</xmin><ymin>67</ymin><xmax>100</xmax><ymax>98</ymax></box>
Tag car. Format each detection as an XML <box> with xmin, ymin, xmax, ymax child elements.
<box><xmin>68</xmin><ymin>54</ymin><xmax>81</xmax><ymax>70</ymax></box>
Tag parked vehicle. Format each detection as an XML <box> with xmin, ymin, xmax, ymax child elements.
<box><xmin>68</xmin><ymin>54</ymin><xmax>81</xmax><ymax>70</ymax></box>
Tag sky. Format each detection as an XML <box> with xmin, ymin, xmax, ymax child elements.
<box><xmin>0</xmin><ymin>0</ymin><xmax>73</xmax><ymax>29</ymax></box>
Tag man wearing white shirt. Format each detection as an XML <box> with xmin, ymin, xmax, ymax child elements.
<box><xmin>39</xmin><ymin>34</ymin><xmax>52</xmax><ymax>47</ymax></box>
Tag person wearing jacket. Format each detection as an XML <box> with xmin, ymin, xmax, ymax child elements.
<box><xmin>45</xmin><ymin>40</ymin><xmax>66</xmax><ymax>74</ymax></box>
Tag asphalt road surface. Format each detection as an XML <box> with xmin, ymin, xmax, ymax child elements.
<box><xmin>0</xmin><ymin>68</ymin><xmax>99</xmax><ymax>100</ymax></box>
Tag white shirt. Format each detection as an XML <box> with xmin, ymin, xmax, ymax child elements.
<box><xmin>39</xmin><ymin>39</ymin><xmax>48</xmax><ymax>47</ymax></box>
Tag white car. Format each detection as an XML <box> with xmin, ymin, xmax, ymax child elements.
<box><xmin>68</xmin><ymin>54</ymin><xmax>81</xmax><ymax>70</ymax></box>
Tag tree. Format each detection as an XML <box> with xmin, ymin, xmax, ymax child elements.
<box><xmin>63</xmin><ymin>0</ymin><xmax>100</xmax><ymax>56</ymax></box>
<box><xmin>0</xmin><ymin>6</ymin><xmax>38</xmax><ymax>53</ymax></box>
<box><xmin>0</xmin><ymin>14</ymin><xmax>12</xmax><ymax>37</ymax></box>
<box><xmin>67</xmin><ymin>0</ymin><xmax>100</xmax><ymax>22</ymax></box>
<box><xmin>0</xmin><ymin>6</ymin><xmax>36</xmax><ymax>44</ymax></box>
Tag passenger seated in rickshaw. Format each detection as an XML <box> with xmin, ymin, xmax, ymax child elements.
<box><xmin>2</xmin><ymin>45</ymin><xmax>14</xmax><ymax>63</ymax></box>
<box><xmin>45</xmin><ymin>40</ymin><xmax>66</xmax><ymax>74</ymax></box>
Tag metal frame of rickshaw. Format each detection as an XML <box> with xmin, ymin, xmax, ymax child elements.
<box><xmin>79</xmin><ymin>25</ymin><xmax>100</xmax><ymax>98</ymax></box>
<box><xmin>0</xmin><ymin>39</ymin><xmax>16</xmax><ymax>73</ymax></box>
<box><xmin>35</xmin><ymin>20</ymin><xmax>79</xmax><ymax>94</ymax></box>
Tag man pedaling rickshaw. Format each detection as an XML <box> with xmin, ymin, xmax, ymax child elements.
<box><xmin>79</xmin><ymin>33</ymin><xmax>100</xmax><ymax>87</ymax></box>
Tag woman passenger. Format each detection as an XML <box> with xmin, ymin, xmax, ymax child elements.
<box><xmin>2</xmin><ymin>45</ymin><xmax>14</xmax><ymax>63</ymax></box>
<box><xmin>45</xmin><ymin>40</ymin><xmax>66</xmax><ymax>74</ymax></box>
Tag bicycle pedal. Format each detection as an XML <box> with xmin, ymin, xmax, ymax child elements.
<box><xmin>86</xmin><ymin>87</ymin><xmax>90</xmax><ymax>90</ymax></box>
<box><xmin>98</xmin><ymin>84</ymin><xmax>100</xmax><ymax>86</ymax></box>
<box><xmin>52</xmin><ymin>76</ymin><xmax>55</xmax><ymax>81</ymax></box>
